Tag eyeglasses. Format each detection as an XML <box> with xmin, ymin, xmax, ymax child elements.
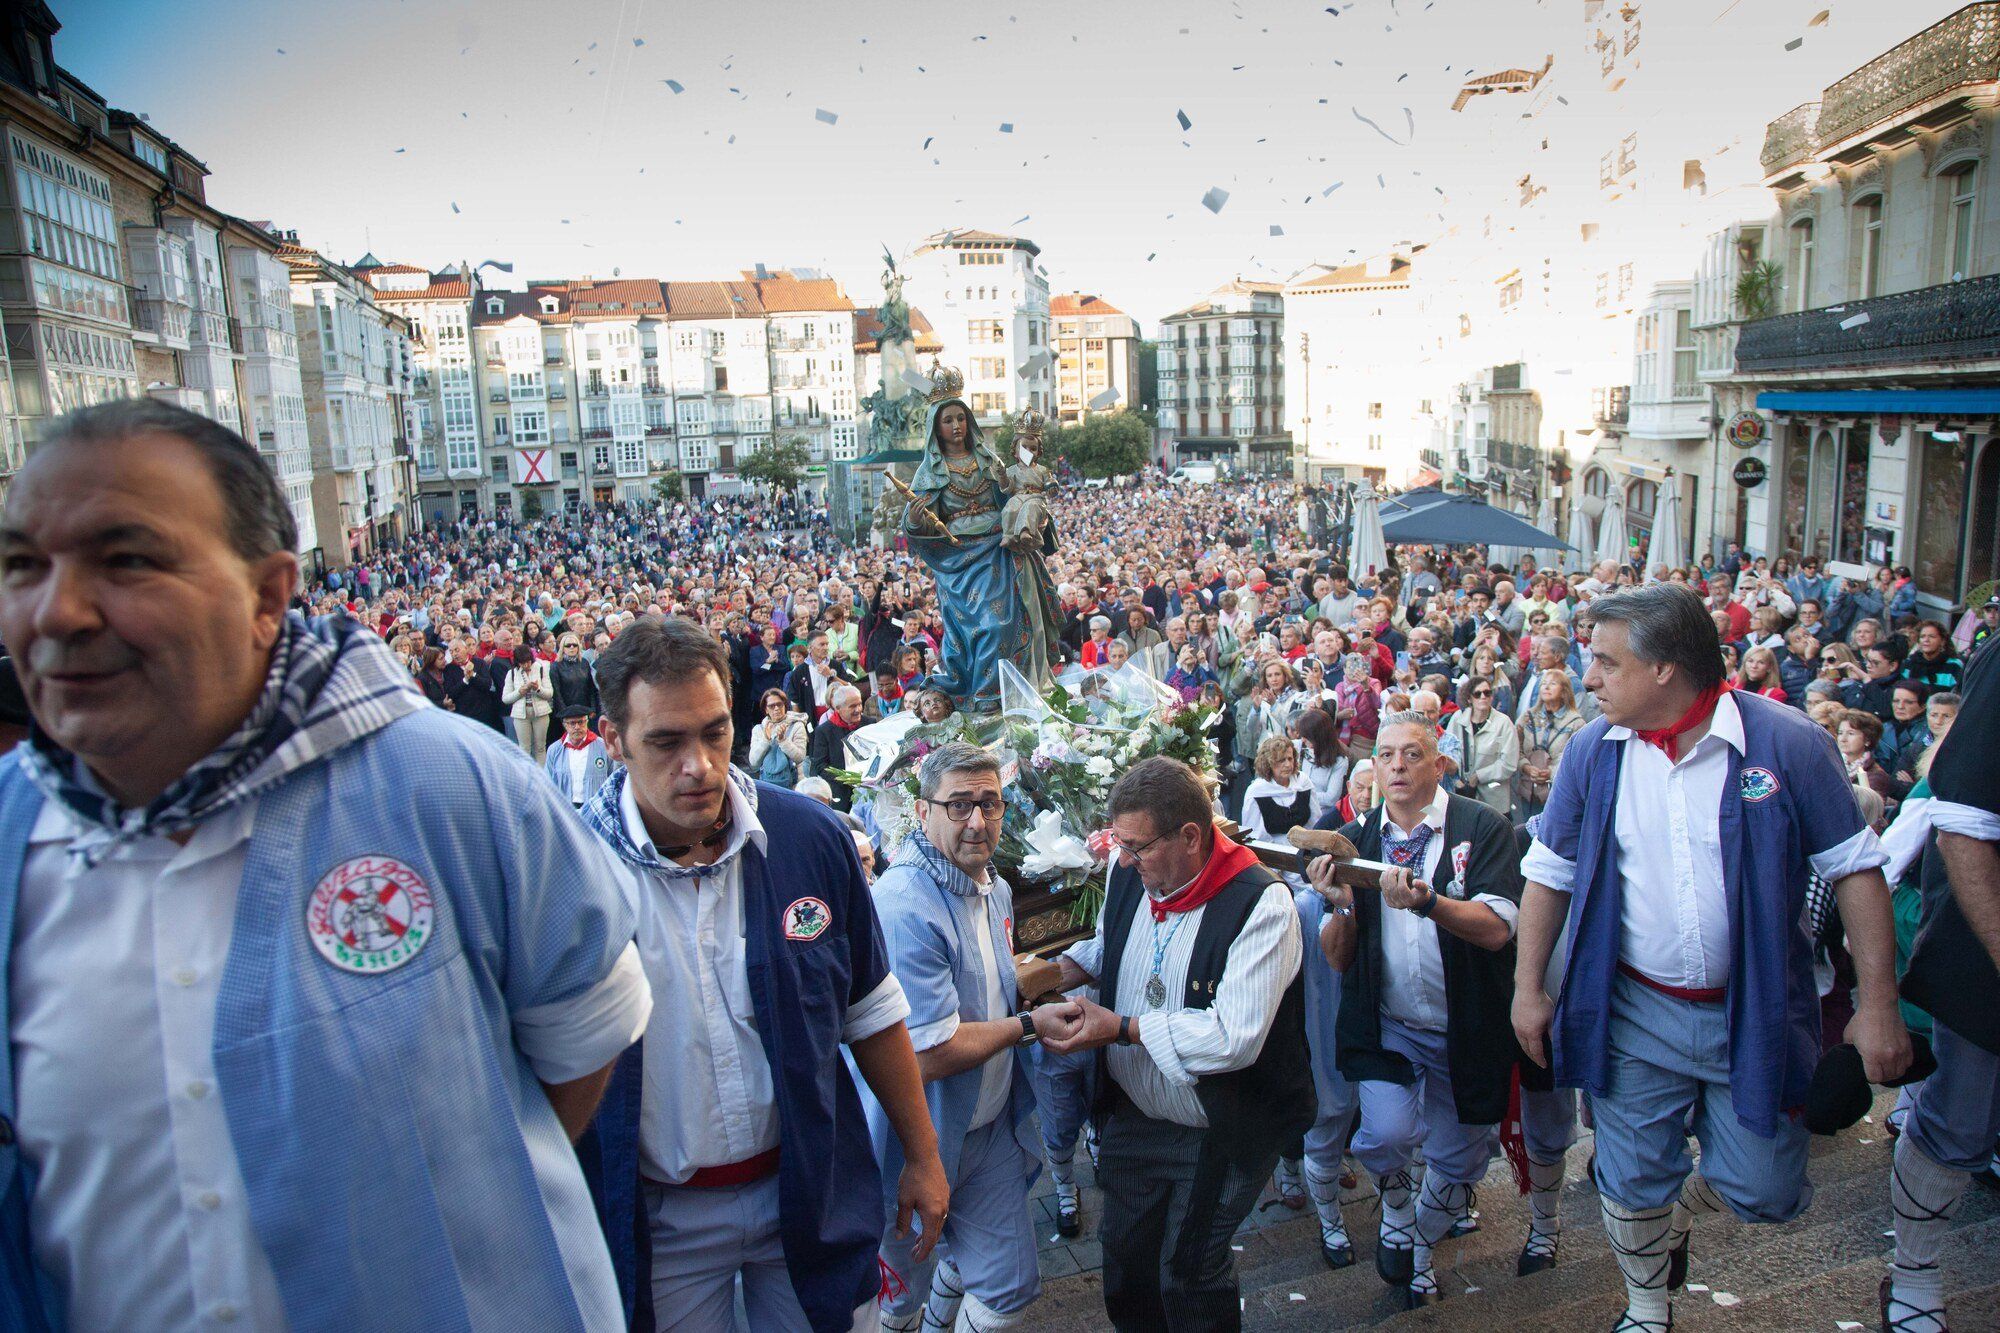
<box><xmin>1470</xmin><ymin>689</ymin><xmax>1494</xmax><ymax>698</ymax></box>
<box><xmin>933</xmin><ymin>797</ymin><xmax>1005</xmax><ymax>822</ymax></box>
<box><xmin>1110</xmin><ymin>829</ymin><xmax>1171</xmax><ymax>858</ymax></box>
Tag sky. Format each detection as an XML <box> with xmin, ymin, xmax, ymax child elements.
<box><xmin>57</xmin><ymin>0</ymin><xmax>1970</xmax><ymax>328</ymax></box>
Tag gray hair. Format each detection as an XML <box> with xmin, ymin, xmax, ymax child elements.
<box><xmin>794</xmin><ymin>775</ymin><xmax>834</xmax><ymax>801</ymax></box>
<box><xmin>918</xmin><ymin>740</ymin><xmax>1002</xmax><ymax>799</ymax></box>
<box><xmin>1089</xmin><ymin>615</ymin><xmax>1112</xmax><ymax>632</ymax></box>
<box><xmin>35</xmin><ymin>398</ymin><xmax>296</xmax><ymax>561</ymax></box>
<box><xmin>829</xmin><ymin>683</ymin><xmax>862</xmax><ymax>710</ymax></box>
<box><xmin>1581</xmin><ymin>584</ymin><xmax>1724</xmax><ymax>692</ymax></box>
<box><xmin>1374</xmin><ymin>709</ymin><xmax>1440</xmax><ymax>753</ymax></box>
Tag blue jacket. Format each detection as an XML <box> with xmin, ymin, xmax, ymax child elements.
<box><xmin>864</xmin><ymin>858</ymin><xmax>1040</xmax><ymax>1202</ymax></box>
<box><xmin>1535</xmin><ymin>691</ymin><xmax>1868</xmax><ymax>1137</ymax></box>
<box><xmin>577</xmin><ymin>784</ymin><xmax>894</xmax><ymax>1333</ymax></box>
<box><xmin>543</xmin><ymin>734</ymin><xmax>613</xmax><ymax>806</ymax></box>
<box><xmin>0</xmin><ymin>711</ymin><xmax>640</xmax><ymax>1333</ymax></box>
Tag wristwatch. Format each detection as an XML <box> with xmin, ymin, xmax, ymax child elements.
<box><xmin>1017</xmin><ymin>1012</ymin><xmax>1039</xmax><ymax>1046</ymax></box>
<box><xmin>1115</xmin><ymin>1016</ymin><xmax>1135</xmax><ymax>1047</ymax></box>
<box><xmin>1412</xmin><ymin>886</ymin><xmax>1439</xmax><ymax>919</ymax></box>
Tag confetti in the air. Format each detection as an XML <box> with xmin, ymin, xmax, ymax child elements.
<box><xmin>395</xmin><ymin>148</ymin><xmax>406</xmax><ymax>154</ymax></box>
<box><xmin>1270</xmin><ymin>225</ymin><xmax>1284</xmax><ymax>236</ymax></box>
<box><xmin>1810</xmin><ymin>9</ymin><xmax>1832</xmax><ymax>26</ymax></box>
<box><xmin>1352</xmin><ymin>107</ymin><xmax>1400</xmax><ymax>144</ymax></box>
<box><xmin>276</xmin><ymin>47</ymin><xmax>286</xmax><ymax>55</ymax></box>
<box><xmin>815</xmin><ymin>108</ymin><xmax>839</xmax><ymax>125</ymax></box>
<box><xmin>1323</xmin><ymin>182</ymin><xmax>1343</xmax><ymax>196</ymax></box>
<box><xmin>1146</xmin><ymin>252</ymin><xmax>1157</xmax><ymax>261</ymax></box>
<box><xmin>923</xmin><ymin>136</ymin><xmax>934</xmax><ymax>149</ymax></box>
<box><xmin>1785</xmin><ymin>37</ymin><xmax>1803</xmax><ymax>51</ymax></box>
<box><xmin>664</xmin><ymin>79</ymin><xmax>684</xmax><ymax>93</ymax></box>
<box><xmin>451</xmin><ymin>202</ymin><xmax>461</xmax><ymax>214</ymax></box>
<box><xmin>1177</xmin><ymin>109</ymin><xmax>1192</xmax><ymax>131</ymax></box>
<box><xmin>1012</xmin><ymin>214</ymin><xmax>1031</xmax><ymax>225</ymax></box>
<box><xmin>1088</xmin><ymin>387</ymin><xmax>1120</xmax><ymax>410</ymax></box>
<box><xmin>1202</xmin><ymin>186</ymin><xmax>1229</xmax><ymax>213</ymax></box>
<box><xmin>633</xmin><ymin>37</ymin><xmax>645</xmax><ymax>47</ymax></box>
<box><xmin>1000</xmin><ymin>122</ymin><xmax>1014</xmax><ymax>133</ymax></box>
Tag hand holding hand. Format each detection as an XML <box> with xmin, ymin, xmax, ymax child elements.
<box><xmin>1041</xmin><ymin>995</ymin><xmax>1122</xmax><ymax>1055</ymax></box>
<box><xmin>1031</xmin><ymin>1000</ymin><xmax>1083</xmax><ymax>1045</ymax></box>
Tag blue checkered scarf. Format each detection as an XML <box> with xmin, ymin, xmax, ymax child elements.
<box><xmin>581</xmin><ymin>763</ymin><xmax>760</xmax><ymax>879</ymax></box>
<box><xmin>893</xmin><ymin>825</ymin><xmax>989</xmax><ymax>898</ymax></box>
<box><xmin>19</xmin><ymin>611</ymin><xmax>424</xmax><ymax>869</ymax></box>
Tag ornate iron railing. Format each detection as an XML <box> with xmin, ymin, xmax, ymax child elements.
<box><xmin>1735</xmin><ymin>273</ymin><xmax>2000</xmax><ymax>372</ymax></box>
<box><xmin>1820</xmin><ymin>4</ymin><xmax>2000</xmax><ymax>149</ymax></box>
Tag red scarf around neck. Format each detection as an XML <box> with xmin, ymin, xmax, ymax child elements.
<box><xmin>1636</xmin><ymin>679</ymin><xmax>1732</xmax><ymax>762</ymax></box>
<box><xmin>1149</xmin><ymin>829</ymin><xmax>1261</xmax><ymax>922</ymax></box>
<box><xmin>562</xmin><ymin>729</ymin><xmax>600</xmax><ymax>750</ymax></box>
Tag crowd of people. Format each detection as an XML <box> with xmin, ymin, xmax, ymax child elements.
<box><xmin>0</xmin><ymin>398</ymin><xmax>1995</xmax><ymax>1333</ymax></box>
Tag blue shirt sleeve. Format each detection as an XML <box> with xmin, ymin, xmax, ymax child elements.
<box><xmin>1789</xmin><ymin>720</ymin><xmax>1868</xmax><ymax>858</ymax></box>
<box><xmin>1524</xmin><ymin>726</ymin><xmax>1592</xmax><ymax>892</ymax></box>
<box><xmin>840</xmin><ymin>828</ymin><xmax>895</xmax><ymax>1008</ymax></box>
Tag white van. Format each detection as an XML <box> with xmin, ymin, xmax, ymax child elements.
<box><xmin>1168</xmin><ymin>464</ymin><xmax>1218</xmax><ymax>486</ymax></box>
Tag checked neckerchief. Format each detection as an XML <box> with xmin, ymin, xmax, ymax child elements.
<box><xmin>581</xmin><ymin>764</ymin><xmax>760</xmax><ymax>880</ymax></box>
<box><xmin>1383</xmin><ymin>819</ymin><xmax>1435</xmax><ymax>870</ymax></box>
<box><xmin>20</xmin><ymin>611</ymin><xmax>424</xmax><ymax>871</ymax></box>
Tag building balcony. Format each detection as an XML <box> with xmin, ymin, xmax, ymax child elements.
<box><xmin>1761</xmin><ymin>102</ymin><xmax>1821</xmax><ymax>178</ymax></box>
<box><xmin>1735</xmin><ymin>273</ymin><xmax>2000</xmax><ymax>374</ymax></box>
<box><xmin>645</xmin><ymin>424</ymin><xmax>672</xmax><ymax>436</ymax></box>
<box><xmin>488</xmin><ymin>392</ymin><xmax>508</xmax><ymax>404</ymax></box>
<box><xmin>548</xmin><ymin>387</ymin><xmax>567</xmax><ymax>401</ymax></box>
<box><xmin>1591</xmin><ymin>385</ymin><xmax>1631</xmax><ymax>424</ymax></box>
<box><xmin>582</xmin><ymin>427</ymin><xmax>613</xmax><ymax>441</ymax></box>
<box><xmin>130</xmin><ymin>292</ymin><xmax>192</xmax><ymax>348</ymax></box>
<box><xmin>545</xmin><ymin>354</ymin><xmax>565</xmax><ymax>365</ymax></box>
<box><xmin>583</xmin><ymin>384</ymin><xmax>608</xmax><ymax>399</ymax></box>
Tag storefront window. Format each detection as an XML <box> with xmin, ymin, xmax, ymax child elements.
<box><xmin>1834</xmin><ymin>427</ymin><xmax>1869</xmax><ymax>566</ymax></box>
<box><xmin>1780</xmin><ymin>425</ymin><xmax>1811</xmax><ymax>560</ymax></box>
<box><xmin>1967</xmin><ymin>440</ymin><xmax>1999</xmax><ymax>594</ymax></box>
<box><xmin>1913</xmin><ymin>433</ymin><xmax>1969</xmax><ymax>598</ymax></box>
<box><xmin>1806</xmin><ymin>429</ymin><xmax>1837</xmax><ymax>563</ymax></box>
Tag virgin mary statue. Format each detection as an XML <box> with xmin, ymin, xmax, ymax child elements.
<box><xmin>900</xmin><ymin>368</ymin><xmax>1061</xmax><ymax>709</ymax></box>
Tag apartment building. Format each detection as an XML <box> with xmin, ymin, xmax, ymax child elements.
<box><xmin>361</xmin><ymin>260</ymin><xmax>481</xmax><ymax>522</ymax></box>
<box><xmin>1283</xmin><ymin>255</ymin><xmax>1420</xmax><ymax>486</ymax></box>
<box><xmin>902</xmin><ymin>230</ymin><xmax>1052</xmax><ymax>425</ymax></box>
<box><xmin>1155</xmin><ymin>279</ymin><xmax>1292</xmax><ymax>476</ymax></box>
<box><xmin>1049</xmin><ymin>293</ymin><xmax>1140</xmax><ymax>423</ymax></box>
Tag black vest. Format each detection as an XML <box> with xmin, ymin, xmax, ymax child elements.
<box><xmin>1253</xmin><ymin>792</ymin><xmax>1310</xmax><ymax>838</ymax></box>
<box><xmin>1328</xmin><ymin>794</ymin><xmax>1531</xmax><ymax>1124</ymax></box>
<box><xmin>1094</xmin><ymin>853</ymin><xmax>1314</xmax><ymax>1168</ymax></box>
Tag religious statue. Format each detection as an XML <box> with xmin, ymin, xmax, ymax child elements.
<box><xmin>896</xmin><ymin>364</ymin><xmax>1062</xmax><ymax>709</ymax></box>
<box><xmin>1000</xmin><ymin>409</ymin><xmax>1054</xmax><ymax>551</ymax></box>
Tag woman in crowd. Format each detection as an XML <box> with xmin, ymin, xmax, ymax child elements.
<box><xmin>1446</xmin><ymin>675</ymin><xmax>1520</xmax><ymax>818</ymax></box>
<box><xmin>1901</xmin><ymin>619</ymin><xmax>1964</xmax><ymax>691</ymax></box>
<box><xmin>1079</xmin><ymin>614</ymin><xmax>1116</xmax><ymax>669</ymax></box>
<box><xmin>1818</xmin><ymin>641</ymin><xmax>1866</xmax><ymax>707</ymax></box>
<box><xmin>1187</xmin><ymin>611</ymin><xmax>1221</xmax><ymax>674</ymax></box>
<box><xmin>501</xmin><ymin>644</ymin><xmax>555</xmax><ymax>763</ymax></box>
<box><xmin>1737</xmin><ymin>645</ymin><xmax>1789</xmax><ymax>702</ymax></box>
<box><xmin>1331</xmin><ymin>652</ymin><xmax>1381</xmax><ymax>764</ymax></box>
<box><xmin>747</xmin><ymin>687</ymin><xmax>809</xmax><ymax>789</ymax></box>
<box><xmin>550</xmin><ymin>632</ymin><xmax>600</xmax><ymax>724</ymax></box>
<box><xmin>1239</xmin><ymin>734</ymin><xmax>1316</xmax><ymax>842</ymax></box>
<box><xmin>416</xmin><ymin>645</ymin><xmax>453</xmax><ymax>710</ymax></box>
<box><xmin>1836</xmin><ymin>707</ymin><xmax>1895</xmax><ymax>804</ymax></box>
<box><xmin>1515</xmin><ymin>668</ymin><xmax>1584</xmax><ymax>824</ymax></box>
<box><xmin>1293</xmin><ymin>706</ymin><xmax>1350</xmax><ymax>825</ymax></box>
<box><xmin>1457</xmin><ymin>643</ymin><xmax>1517</xmax><ymax>717</ymax></box>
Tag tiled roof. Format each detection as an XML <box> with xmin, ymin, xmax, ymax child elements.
<box><xmin>1050</xmin><ymin>293</ymin><xmax>1124</xmax><ymax>317</ymax></box>
<box><xmin>854</xmin><ymin>305</ymin><xmax>943</xmax><ymax>354</ymax></box>
<box><xmin>663</xmin><ymin>280</ymin><xmax>763</xmax><ymax>318</ymax></box>
<box><xmin>1288</xmin><ymin>257</ymin><xmax>1412</xmax><ymax>291</ymax></box>
<box><xmin>568</xmin><ymin>278</ymin><xmax>669</xmax><ymax>319</ymax></box>
<box><xmin>751</xmin><ymin>275</ymin><xmax>854</xmax><ymax>313</ymax></box>
<box><xmin>914</xmin><ymin>228</ymin><xmax>1041</xmax><ymax>257</ymax></box>
<box><xmin>1451</xmin><ymin>56</ymin><xmax>1553</xmax><ymax>111</ymax></box>
<box><xmin>365</xmin><ymin>262</ymin><xmax>426</xmax><ymax>276</ymax></box>
<box><xmin>371</xmin><ymin>276</ymin><xmax>472</xmax><ymax>302</ymax></box>
<box><xmin>472</xmin><ymin>286</ymin><xmax>573</xmax><ymax>325</ymax></box>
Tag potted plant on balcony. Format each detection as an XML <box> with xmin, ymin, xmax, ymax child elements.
<box><xmin>1734</xmin><ymin>261</ymin><xmax>1784</xmax><ymax>320</ymax></box>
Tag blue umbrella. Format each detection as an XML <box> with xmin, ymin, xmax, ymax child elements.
<box><xmin>1379</xmin><ymin>492</ymin><xmax>1573</xmax><ymax>550</ymax></box>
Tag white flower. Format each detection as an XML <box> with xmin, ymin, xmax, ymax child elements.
<box><xmin>1085</xmin><ymin>755</ymin><xmax>1116</xmax><ymax>779</ymax></box>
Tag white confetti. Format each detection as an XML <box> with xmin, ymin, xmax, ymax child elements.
<box><xmin>1088</xmin><ymin>387</ymin><xmax>1120</xmax><ymax>410</ymax></box>
<box><xmin>1202</xmin><ymin>187</ymin><xmax>1230</xmax><ymax>213</ymax></box>
<box><xmin>1288</xmin><ymin>1293</ymin><xmax>1306</xmax><ymax>1301</ymax></box>
<box><xmin>1689</xmin><ymin>1284</ymin><xmax>1710</xmax><ymax>1293</ymax></box>
<box><xmin>1323</xmin><ymin>182</ymin><xmax>1343</xmax><ymax>196</ymax></box>
<box><xmin>1712</xmin><ymin>1292</ymin><xmax>1742</xmax><ymax>1307</ymax></box>
<box><xmin>815</xmin><ymin>108</ymin><xmax>839</xmax><ymax>125</ymax></box>
<box><xmin>1231</xmin><ymin>1244</ymin><xmax>1244</xmax><ymax>1251</ymax></box>
<box><xmin>1839</xmin><ymin>312</ymin><xmax>1871</xmax><ymax>330</ymax></box>
<box><xmin>1839</xmin><ymin>1323</ymin><xmax>1865</xmax><ymax>1330</ymax></box>
<box><xmin>1270</xmin><ymin>225</ymin><xmax>1284</xmax><ymax>236</ymax></box>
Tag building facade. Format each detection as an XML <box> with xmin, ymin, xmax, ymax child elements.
<box><xmin>902</xmin><ymin>230</ymin><xmax>1051</xmax><ymax>425</ymax></box>
<box><xmin>1284</xmin><ymin>255</ymin><xmax>1419</xmax><ymax>486</ymax></box>
<box><xmin>1155</xmin><ymin>279</ymin><xmax>1293</xmax><ymax>476</ymax></box>
<box><xmin>1727</xmin><ymin>2</ymin><xmax>2000</xmax><ymax>609</ymax></box>
<box><xmin>1049</xmin><ymin>293</ymin><xmax>1140</xmax><ymax>423</ymax></box>
<box><xmin>360</xmin><ymin>261</ymin><xmax>481</xmax><ymax>524</ymax></box>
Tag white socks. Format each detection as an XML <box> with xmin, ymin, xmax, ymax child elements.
<box><xmin>1046</xmin><ymin>1150</ymin><xmax>1074</xmax><ymax>1187</ymax></box>
<box><xmin>1376</xmin><ymin>1165</ymin><xmax>1416</xmax><ymax>1253</ymax></box>
<box><xmin>1304</xmin><ymin>1156</ymin><xmax>1352</xmax><ymax>1252</ymax></box>
<box><xmin>1887</xmin><ymin>1135</ymin><xmax>1967</xmax><ymax>1333</ymax></box>
<box><xmin>1601</xmin><ymin>1195</ymin><xmax>1677</xmax><ymax>1331</ymax></box>
<box><xmin>1523</xmin><ymin>1154</ymin><xmax>1565</xmax><ymax>1260</ymax></box>
<box><xmin>1411</xmin><ymin>1176</ymin><xmax>1474</xmax><ymax>1296</ymax></box>
<box><xmin>951</xmin><ymin>1292</ymin><xmax>1022</xmax><ymax>1332</ymax></box>
<box><xmin>920</xmin><ymin>1254</ymin><xmax>964</xmax><ymax>1332</ymax></box>
<box><xmin>1274</xmin><ymin>1155</ymin><xmax>1305</xmax><ymax>1204</ymax></box>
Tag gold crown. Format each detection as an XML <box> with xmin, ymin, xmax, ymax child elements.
<box><xmin>925</xmin><ymin>359</ymin><xmax>965</xmax><ymax>404</ymax></box>
<box><xmin>1013</xmin><ymin>408</ymin><xmax>1048</xmax><ymax>445</ymax></box>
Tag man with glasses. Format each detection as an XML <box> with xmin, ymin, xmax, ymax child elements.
<box><xmin>865</xmin><ymin>742</ymin><xmax>1082</xmax><ymax>1333</ymax></box>
<box><xmin>1038</xmin><ymin>757</ymin><xmax>1310</xmax><ymax>1332</ymax></box>
<box><xmin>1307</xmin><ymin>712</ymin><xmax>1533</xmax><ymax>1308</ymax></box>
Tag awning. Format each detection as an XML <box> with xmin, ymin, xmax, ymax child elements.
<box><xmin>1757</xmin><ymin>389</ymin><xmax>2000</xmax><ymax>414</ymax></box>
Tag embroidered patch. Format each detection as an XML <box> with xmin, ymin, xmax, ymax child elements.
<box><xmin>783</xmin><ymin>896</ymin><xmax>832</xmax><ymax>942</ymax></box>
<box><xmin>1450</xmin><ymin>841</ymin><xmax>1472</xmax><ymax>893</ymax></box>
<box><xmin>306</xmin><ymin>856</ymin><xmax>435</xmax><ymax>974</ymax></box>
<box><xmin>1740</xmin><ymin>767</ymin><xmax>1780</xmax><ymax>803</ymax></box>
<box><xmin>1004</xmin><ymin>916</ymin><xmax>1014</xmax><ymax>950</ymax></box>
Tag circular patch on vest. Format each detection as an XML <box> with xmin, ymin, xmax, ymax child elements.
<box><xmin>306</xmin><ymin>855</ymin><xmax>435</xmax><ymax>974</ymax></box>
<box><xmin>783</xmin><ymin>896</ymin><xmax>832</xmax><ymax>942</ymax></box>
<box><xmin>1740</xmin><ymin>767</ymin><xmax>1781</xmax><ymax>804</ymax></box>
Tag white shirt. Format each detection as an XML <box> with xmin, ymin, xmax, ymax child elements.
<box><xmin>566</xmin><ymin>742</ymin><xmax>591</xmax><ymax>805</ymax></box>
<box><xmin>1521</xmin><ymin>692</ymin><xmax>1883</xmax><ymax>989</ymax></box>
<box><xmin>1377</xmin><ymin>789</ymin><xmax>1519</xmax><ymax>1031</ymax></box>
<box><xmin>12</xmin><ymin>796</ymin><xmax>648</xmax><ymax>1332</ymax></box>
<box><xmin>1063</xmin><ymin>850</ymin><xmax>1301</xmax><ymax>1128</ymax></box>
<box><xmin>618</xmin><ymin>778</ymin><xmax>909</xmax><ymax>1183</ymax></box>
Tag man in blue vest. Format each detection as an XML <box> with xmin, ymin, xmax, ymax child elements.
<box><xmin>1041</xmin><ymin>756</ymin><xmax>1311</xmax><ymax>1332</ymax></box>
<box><xmin>0</xmin><ymin>400</ymin><xmax>654</xmax><ymax>1332</ymax></box>
<box><xmin>1512</xmin><ymin>584</ymin><xmax>1910</xmax><ymax>1333</ymax></box>
<box><xmin>544</xmin><ymin>704</ymin><xmax>613</xmax><ymax>808</ymax></box>
<box><xmin>1881</xmin><ymin>633</ymin><xmax>2000</xmax><ymax>1333</ymax></box>
<box><xmin>866</xmin><ymin>741</ymin><xmax>1082</xmax><ymax>1332</ymax></box>
<box><xmin>575</xmin><ymin>614</ymin><xmax>948</xmax><ymax>1332</ymax></box>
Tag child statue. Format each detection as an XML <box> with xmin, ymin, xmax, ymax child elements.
<box><xmin>1000</xmin><ymin>408</ymin><xmax>1054</xmax><ymax>553</ymax></box>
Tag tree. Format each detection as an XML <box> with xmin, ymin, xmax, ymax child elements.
<box><xmin>652</xmin><ymin>470</ymin><xmax>684</xmax><ymax>504</ymax></box>
<box><xmin>519</xmin><ymin>489</ymin><xmax>544</xmax><ymax>521</ymax></box>
<box><xmin>737</xmin><ymin>435</ymin><xmax>813</xmax><ymax>493</ymax></box>
<box><xmin>1734</xmin><ymin>261</ymin><xmax>1784</xmax><ymax>320</ymax></box>
<box><xmin>1051</xmin><ymin>410</ymin><xmax>1151</xmax><ymax>478</ymax></box>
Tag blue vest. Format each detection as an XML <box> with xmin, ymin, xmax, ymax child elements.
<box><xmin>862</xmin><ymin>861</ymin><xmax>1040</xmax><ymax>1204</ymax></box>
<box><xmin>577</xmin><ymin>784</ymin><xmax>894</xmax><ymax>1333</ymax></box>
<box><xmin>543</xmin><ymin>735</ymin><xmax>613</xmax><ymax>805</ymax></box>
<box><xmin>0</xmin><ymin>711</ymin><xmax>640</xmax><ymax>1332</ymax></box>
<box><xmin>1536</xmin><ymin>692</ymin><xmax>1863</xmax><ymax>1137</ymax></box>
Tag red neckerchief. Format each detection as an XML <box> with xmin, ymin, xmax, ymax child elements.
<box><xmin>1636</xmin><ymin>679</ymin><xmax>1732</xmax><ymax>762</ymax></box>
<box><xmin>1149</xmin><ymin>830</ymin><xmax>1261</xmax><ymax>922</ymax></box>
<box><xmin>562</xmin><ymin>729</ymin><xmax>600</xmax><ymax>750</ymax></box>
<box><xmin>828</xmin><ymin>710</ymin><xmax>861</xmax><ymax>731</ymax></box>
